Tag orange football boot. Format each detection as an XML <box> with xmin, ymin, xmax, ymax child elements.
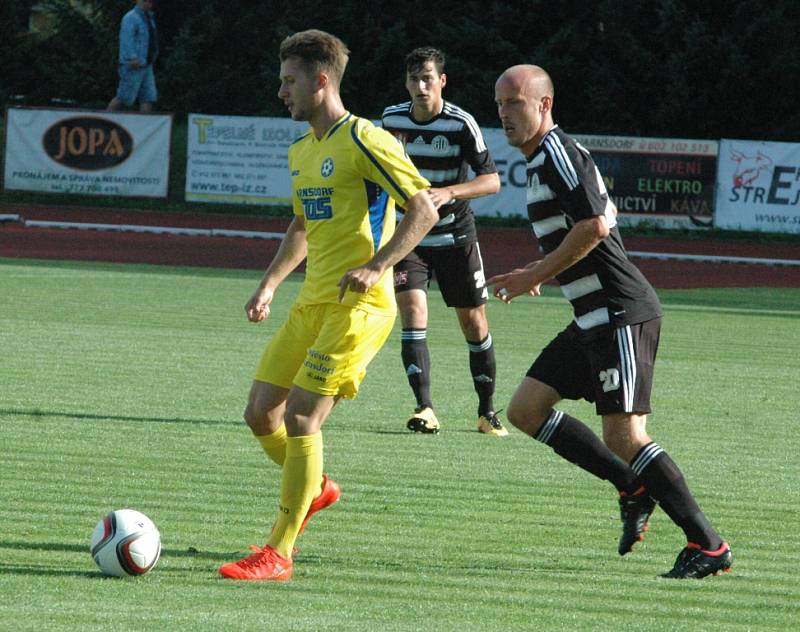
<box><xmin>219</xmin><ymin>545</ymin><xmax>292</xmax><ymax>581</ymax></box>
<box><xmin>299</xmin><ymin>474</ymin><xmax>341</xmax><ymax>534</ymax></box>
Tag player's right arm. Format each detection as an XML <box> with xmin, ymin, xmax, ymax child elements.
<box><xmin>246</xmin><ymin>216</ymin><xmax>307</xmax><ymax>322</ymax></box>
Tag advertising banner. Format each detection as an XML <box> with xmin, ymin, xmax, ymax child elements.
<box><xmin>715</xmin><ymin>139</ymin><xmax>800</xmax><ymax>234</ymax></box>
<box><xmin>474</xmin><ymin>131</ymin><xmax>718</xmax><ymax>229</ymax></box>
<box><xmin>3</xmin><ymin>107</ymin><xmax>171</xmax><ymax>197</ymax></box>
<box><xmin>183</xmin><ymin>115</ymin><xmax>531</xmax><ymax>212</ymax></box>
<box><xmin>573</xmin><ymin>134</ymin><xmax>718</xmax><ymax>229</ymax></box>
<box><xmin>471</xmin><ymin>127</ymin><xmax>527</xmax><ymax>218</ymax></box>
<box><xmin>185</xmin><ymin>114</ymin><xmax>308</xmax><ymax>204</ymax></box>
<box><xmin>181</xmin><ymin>115</ymin><xmax>717</xmax><ymax>233</ymax></box>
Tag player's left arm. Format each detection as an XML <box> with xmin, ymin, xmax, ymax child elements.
<box><xmin>339</xmin><ymin>189</ymin><xmax>438</xmax><ymax>300</ymax></box>
<box><xmin>429</xmin><ymin>122</ymin><xmax>500</xmax><ymax>206</ymax></box>
<box><xmin>338</xmin><ymin>123</ymin><xmax>438</xmax><ymax>300</ymax></box>
<box><xmin>488</xmin><ymin>143</ymin><xmax>609</xmax><ymax>302</ymax></box>
<box><xmin>428</xmin><ymin>172</ymin><xmax>500</xmax><ymax>207</ymax></box>
<box><xmin>488</xmin><ymin>215</ymin><xmax>608</xmax><ymax>302</ymax></box>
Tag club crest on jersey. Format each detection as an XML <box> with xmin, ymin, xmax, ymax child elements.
<box><xmin>431</xmin><ymin>134</ymin><xmax>450</xmax><ymax>154</ymax></box>
<box><xmin>321</xmin><ymin>157</ymin><xmax>335</xmax><ymax>177</ymax></box>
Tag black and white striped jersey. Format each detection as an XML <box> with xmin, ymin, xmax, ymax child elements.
<box><xmin>526</xmin><ymin>126</ymin><xmax>661</xmax><ymax>330</ymax></box>
<box><xmin>381</xmin><ymin>100</ymin><xmax>496</xmax><ymax>248</ymax></box>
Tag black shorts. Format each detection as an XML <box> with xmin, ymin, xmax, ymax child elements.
<box><xmin>527</xmin><ymin>318</ymin><xmax>661</xmax><ymax>415</ymax></box>
<box><xmin>393</xmin><ymin>242</ymin><xmax>488</xmax><ymax>308</ymax></box>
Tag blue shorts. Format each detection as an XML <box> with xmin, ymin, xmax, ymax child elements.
<box><xmin>116</xmin><ymin>64</ymin><xmax>158</xmax><ymax>105</ymax></box>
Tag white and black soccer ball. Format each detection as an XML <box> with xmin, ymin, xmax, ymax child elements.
<box><xmin>90</xmin><ymin>509</ymin><xmax>161</xmax><ymax>577</ymax></box>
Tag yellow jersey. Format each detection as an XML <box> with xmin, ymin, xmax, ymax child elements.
<box><xmin>289</xmin><ymin>112</ymin><xmax>430</xmax><ymax>315</ymax></box>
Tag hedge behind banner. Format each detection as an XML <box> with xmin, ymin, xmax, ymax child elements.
<box><xmin>2</xmin><ymin>1</ymin><xmax>799</xmax><ymax>142</ymax></box>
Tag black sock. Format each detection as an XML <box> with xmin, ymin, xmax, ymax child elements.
<box><xmin>467</xmin><ymin>334</ymin><xmax>496</xmax><ymax>417</ymax></box>
<box><xmin>401</xmin><ymin>329</ymin><xmax>432</xmax><ymax>409</ymax></box>
<box><xmin>631</xmin><ymin>442</ymin><xmax>722</xmax><ymax>550</ymax></box>
<box><xmin>536</xmin><ymin>410</ymin><xmax>641</xmax><ymax>494</ymax></box>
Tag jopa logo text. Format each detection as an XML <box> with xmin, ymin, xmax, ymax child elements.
<box><xmin>43</xmin><ymin>117</ymin><xmax>133</xmax><ymax>170</ymax></box>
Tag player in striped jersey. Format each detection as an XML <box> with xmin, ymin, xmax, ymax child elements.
<box><xmin>489</xmin><ymin>65</ymin><xmax>731</xmax><ymax>579</ymax></box>
<box><xmin>382</xmin><ymin>47</ymin><xmax>507</xmax><ymax>437</ymax></box>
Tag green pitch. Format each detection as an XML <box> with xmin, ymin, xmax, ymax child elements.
<box><xmin>1</xmin><ymin>258</ymin><xmax>799</xmax><ymax>631</ymax></box>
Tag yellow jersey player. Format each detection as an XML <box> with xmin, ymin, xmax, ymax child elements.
<box><xmin>219</xmin><ymin>29</ymin><xmax>438</xmax><ymax>581</ymax></box>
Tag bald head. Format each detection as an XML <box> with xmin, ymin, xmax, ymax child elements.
<box><xmin>495</xmin><ymin>64</ymin><xmax>555</xmax><ymax>154</ymax></box>
<box><xmin>496</xmin><ymin>65</ymin><xmax>554</xmax><ymax>101</ymax></box>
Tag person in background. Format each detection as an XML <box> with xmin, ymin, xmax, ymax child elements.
<box><xmin>107</xmin><ymin>0</ymin><xmax>159</xmax><ymax>112</ymax></box>
<box><xmin>382</xmin><ymin>47</ymin><xmax>506</xmax><ymax>437</ymax></box>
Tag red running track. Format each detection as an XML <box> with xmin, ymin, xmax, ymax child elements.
<box><xmin>2</xmin><ymin>205</ymin><xmax>799</xmax><ymax>289</ymax></box>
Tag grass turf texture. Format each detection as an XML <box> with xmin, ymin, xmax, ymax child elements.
<box><xmin>1</xmin><ymin>258</ymin><xmax>799</xmax><ymax>631</ymax></box>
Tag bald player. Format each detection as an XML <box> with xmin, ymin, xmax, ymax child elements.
<box><xmin>489</xmin><ymin>64</ymin><xmax>731</xmax><ymax>579</ymax></box>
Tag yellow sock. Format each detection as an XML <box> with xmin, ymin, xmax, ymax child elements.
<box><xmin>267</xmin><ymin>433</ymin><xmax>323</xmax><ymax>559</ymax></box>
<box><xmin>256</xmin><ymin>425</ymin><xmax>287</xmax><ymax>466</ymax></box>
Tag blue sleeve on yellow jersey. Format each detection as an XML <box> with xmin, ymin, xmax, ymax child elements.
<box><xmin>349</xmin><ymin>119</ymin><xmax>429</xmax><ymax>206</ymax></box>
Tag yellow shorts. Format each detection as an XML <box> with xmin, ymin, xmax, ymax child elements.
<box><xmin>255</xmin><ymin>302</ymin><xmax>395</xmax><ymax>398</ymax></box>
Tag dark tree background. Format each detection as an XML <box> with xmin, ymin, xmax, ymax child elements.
<box><xmin>2</xmin><ymin>0</ymin><xmax>799</xmax><ymax>141</ymax></box>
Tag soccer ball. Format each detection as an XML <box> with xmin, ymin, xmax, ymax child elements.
<box><xmin>90</xmin><ymin>509</ymin><xmax>161</xmax><ymax>577</ymax></box>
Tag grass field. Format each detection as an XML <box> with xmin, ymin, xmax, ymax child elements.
<box><xmin>1</xmin><ymin>258</ymin><xmax>799</xmax><ymax>631</ymax></box>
